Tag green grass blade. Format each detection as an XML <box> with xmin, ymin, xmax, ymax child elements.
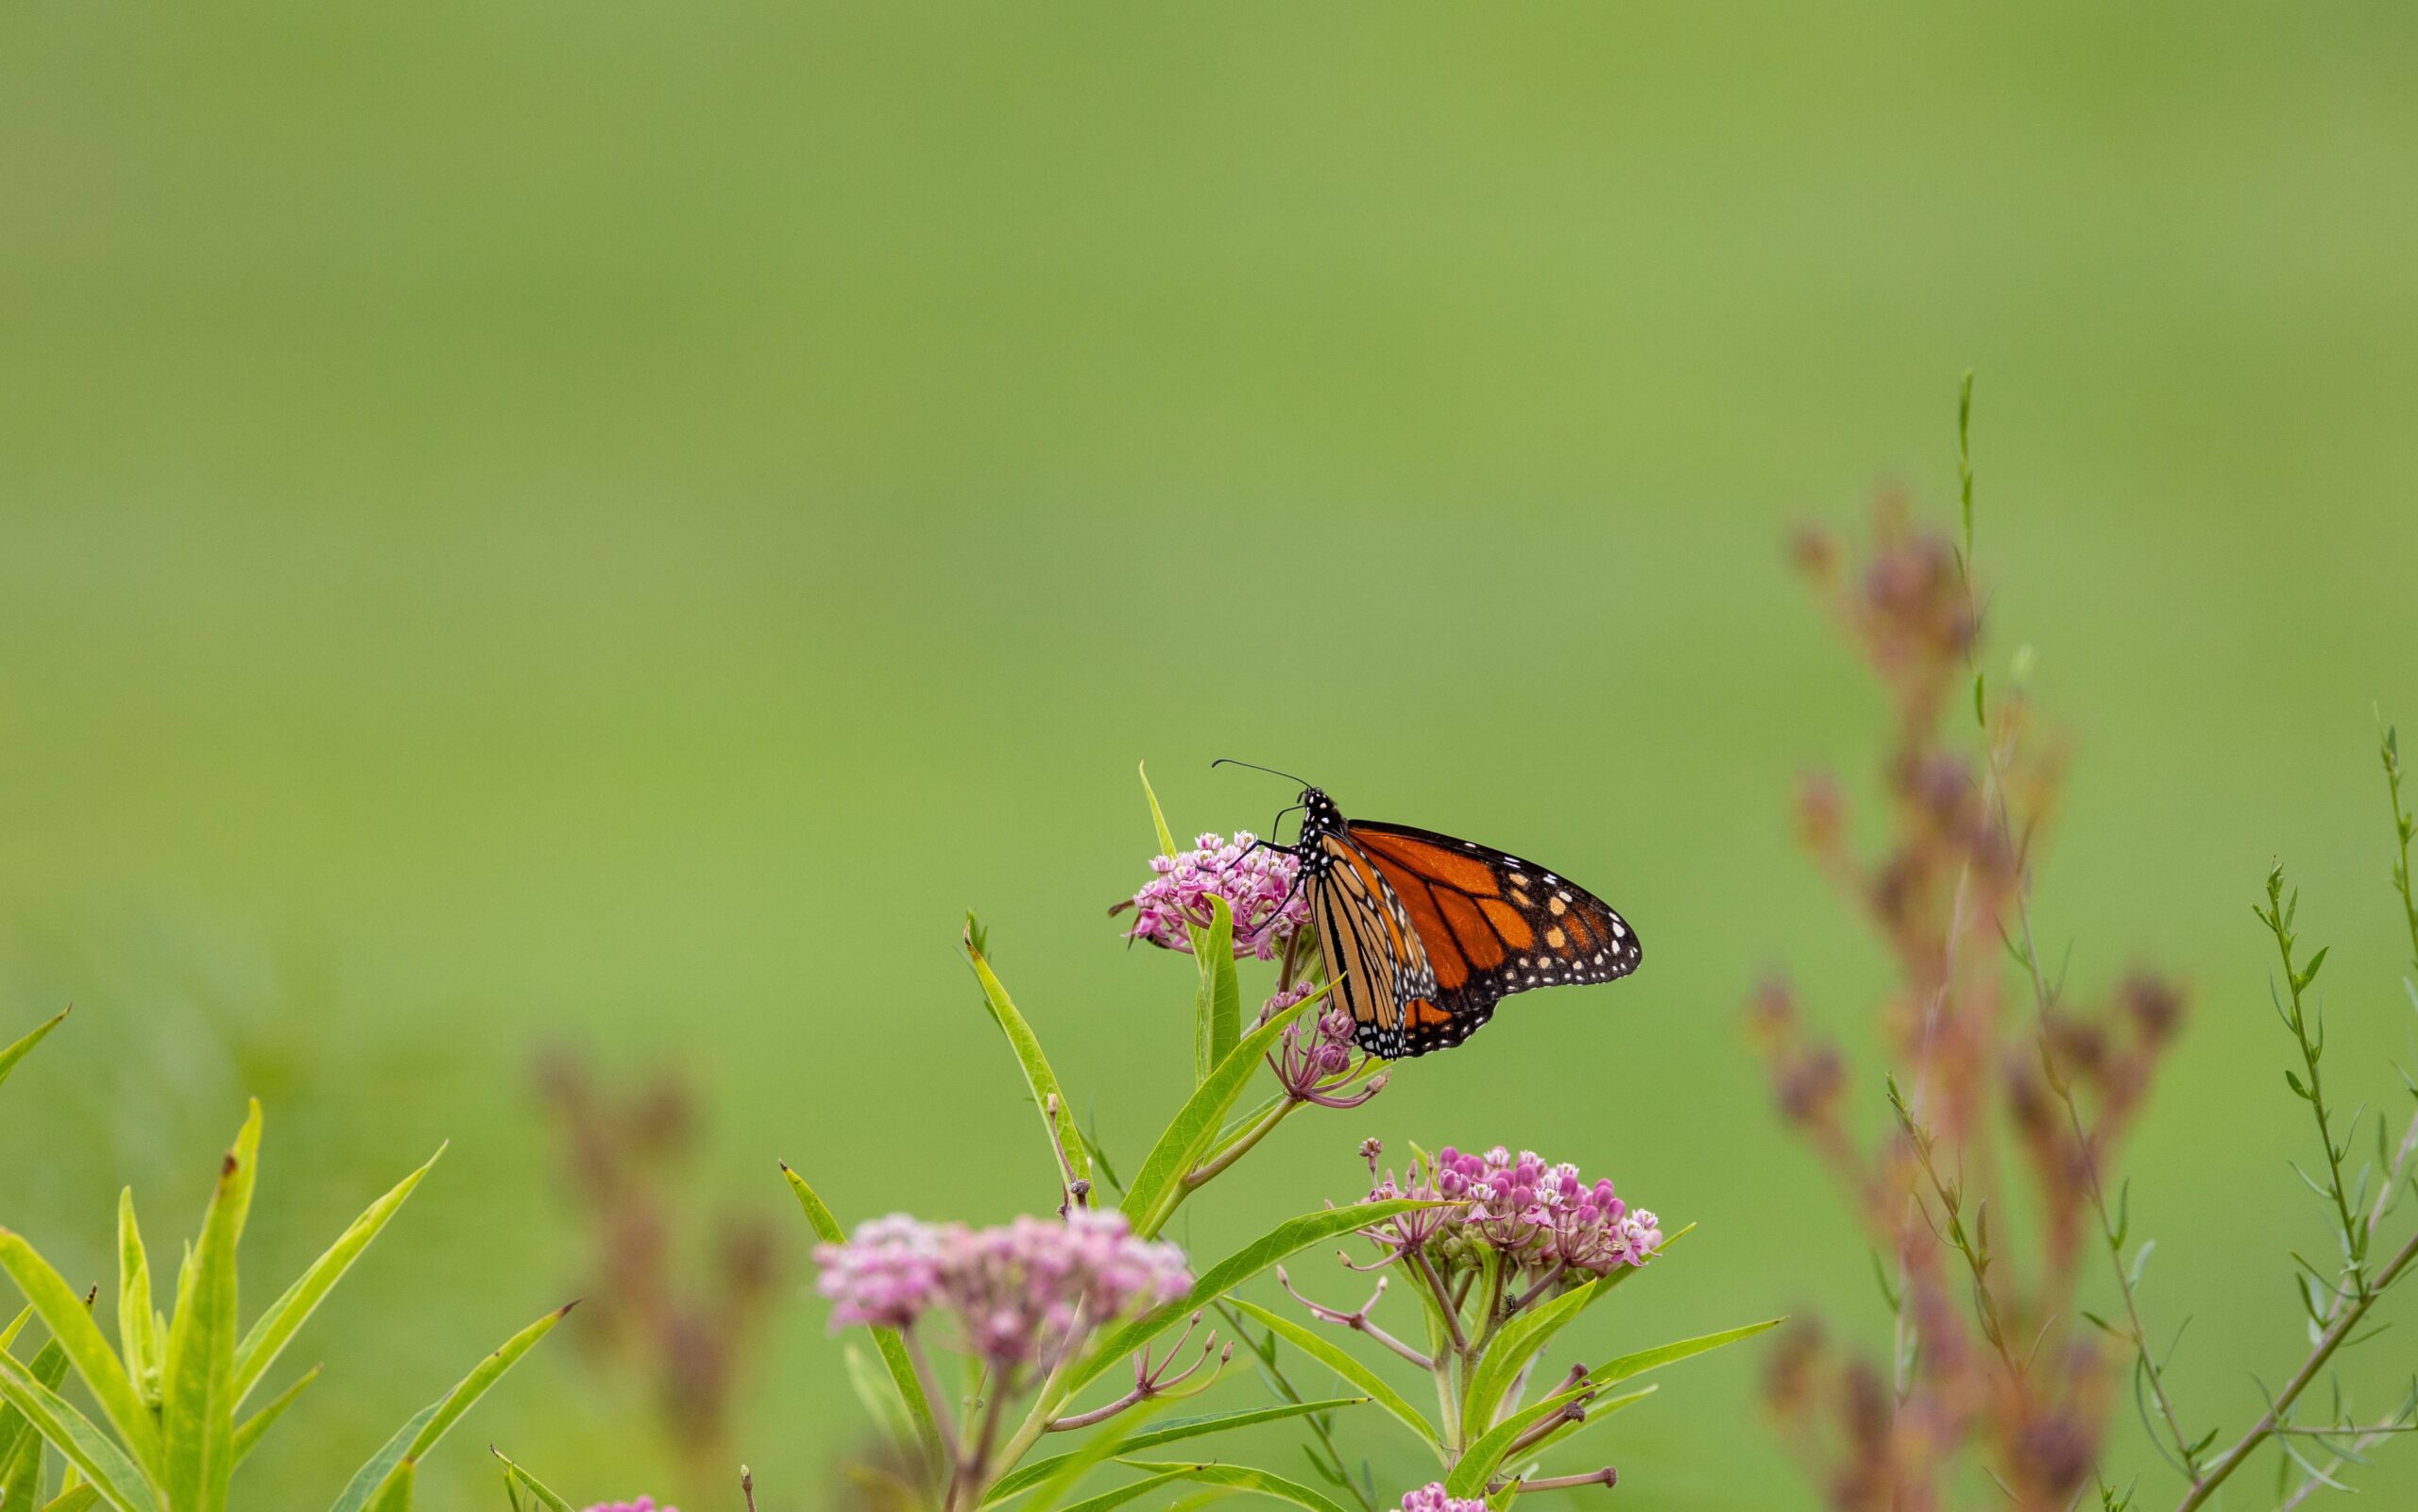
<box><xmin>1117</xmin><ymin>986</ymin><xmax>1332</xmax><ymax>1238</ymax></box>
<box><xmin>489</xmin><ymin>1450</ymin><xmax>574</xmax><ymax>1512</ymax></box>
<box><xmin>781</xmin><ymin>1166</ymin><xmax>945</xmax><ymax>1469</ymax></box>
<box><xmin>0</xmin><ymin>1009</ymin><xmax>69</xmax><ymax>1096</ymax></box>
<box><xmin>1226</xmin><ymin>1299</ymin><xmax>1439</xmax><ymax>1448</ymax></box>
<box><xmin>1117</xmin><ymin>1461</ymin><xmax>1354</xmax><ymax>1512</ymax></box>
<box><xmin>0</xmin><ymin>1232</ymin><xmax>163</xmax><ymax>1479</ymax></box>
<box><xmin>1443</xmin><ymin>1318</ymin><xmax>1780</xmax><ymax>1496</ymax></box>
<box><xmin>232</xmin><ymin>1364</ymin><xmax>319</xmax><ymax>1465</ymax></box>
<box><xmin>963</xmin><ymin>921</ymin><xmax>1090</xmax><ymax>1190</ymax></box>
<box><xmin>1065</xmin><ymin>1198</ymin><xmax>1439</xmax><ymax>1398</ymax></box>
<box><xmin>117</xmin><ymin>1191</ymin><xmax>160</xmax><ymax>1410</ymax></box>
<box><xmin>0</xmin><ymin>1351</ymin><xmax>160</xmax><ymax>1512</ymax></box>
<box><xmin>325</xmin><ymin>1302</ymin><xmax>572</xmax><ymax>1512</ymax></box>
<box><xmin>1195</xmin><ymin>898</ymin><xmax>1240</xmax><ymax>1085</ymax></box>
<box><xmin>983</xmin><ymin>1398</ymin><xmax>1371</xmax><ymax>1505</ymax></box>
<box><xmin>232</xmin><ymin>1144</ymin><xmax>445</xmax><ymax>1406</ymax></box>
<box><xmin>160</xmin><ymin>1142</ymin><xmax>245</xmax><ymax>1512</ymax></box>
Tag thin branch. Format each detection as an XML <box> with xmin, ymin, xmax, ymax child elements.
<box><xmin>2172</xmin><ymin>1224</ymin><xmax>2418</xmax><ymax>1511</ymax></box>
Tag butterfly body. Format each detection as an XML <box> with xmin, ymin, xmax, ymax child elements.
<box><xmin>1279</xmin><ymin>785</ymin><xmax>1642</xmax><ymax>1059</ymax></box>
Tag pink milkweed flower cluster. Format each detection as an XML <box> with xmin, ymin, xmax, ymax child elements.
<box><xmin>580</xmin><ymin>1502</ymin><xmax>677</xmax><ymax>1512</ymax></box>
<box><xmin>814</xmin><ymin>1209</ymin><xmax>1191</xmax><ymax>1368</ymax></box>
<box><xmin>1399</xmin><ymin>1486</ymin><xmax>1488</xmax><ymax>1512</ymax></box>
<box><xmin>1365</xmin><ymin>1144</ymin><xmax>1660</xmax><ymax>1287</ymax></box>
<box><xmin>1120</xmin><ymin>831</ymin><xmax>1308</xmax><ymax>959</ymax></box>
<box><xmin>1269</xmin><ymin>991</ymin><xmax>1385</xmax><ymax>1109</ymax></box>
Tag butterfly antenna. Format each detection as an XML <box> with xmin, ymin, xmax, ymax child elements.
<box><xmin>1211</xmin><ymin>757</ymin><xmax>1317</xmax><ymax>788</ymax></box>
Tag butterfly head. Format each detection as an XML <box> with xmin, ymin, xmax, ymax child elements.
<box><xmin>1295</xmin><ymin>786</ymin><xmax>1343</xmax><ymax>840</ymax></box>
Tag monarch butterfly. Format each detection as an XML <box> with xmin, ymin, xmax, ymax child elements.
<box><xmin>1223</xmin><ymin>763</ymin><xmax>1643</xmax><ymax>1059</ymax></box>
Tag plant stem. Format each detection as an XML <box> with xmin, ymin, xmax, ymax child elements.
<box><xmin>1183</xmin><ymin>1097</ymin><xmax>1297</xmax><ymax>1190</ymax></box>
<box><xmin>2172</xmin><ymin>1225</ymin><xmax>2418</xmax><ymax>1511</ymax></box>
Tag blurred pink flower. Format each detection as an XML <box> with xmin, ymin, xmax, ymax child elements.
<box><xmin>581</xmin><ymin>1501</ymin><xmax>677</xmax><ymax>1512</ymax></box>
<box><xmin>1121</xmin><ymin>832</ymin><xmax>1307</xmax><ymax>959</ymax></box>
<box><xmin>1399</xmin><ymin>1485</ymin><xmax>1487</xmax><ymax>1512</ymax></box>
<box><xmin>814</xmin><ymin>1209</ymin><xmax>1190</xmax><ymax>1367</ymax></box>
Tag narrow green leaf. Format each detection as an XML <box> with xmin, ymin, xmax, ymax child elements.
<box><xmin>1196</xmin><ymin>897</ymin><xmax>1241</xmax><ymax>1086</ymax></box>
<box><xmin>780</xmin><ymin>1166</ymin><xmax>945</xmax><ymax>1469</ymax></box>
<box><xmin>490</xmin><ymin>1450</ymin><xmax>574</xmax><ymax>1512</ymax></box>
<box><xmin>1444</xmin><ymin>1318</ymin><xmax>1780</xmax><ymax>1496</ymax></box>
<box><xmin>234</xmin><ymin>1144</ymin><xmax>444</xmax><ymax>1406</ymax></box>
<box><xmin>0</xmin><ymin>1009</ymin><xmax>69</xmax><ymax>1096</ymax></box>
<box><xmin>0</xmin><ymin>1232</ymin><xmax>162</xmax><ymax>1477</ymax></box>
<box><xmin>225</xmin><ymin>1100</ymin><xmax>264</xmax><ymax>1249</ymax></box>
<box><xmin>0</xmin><ymin>1351</ymin><xmax>160</xmax><ymax>1512</ymax></box>
<box><xmin>1510</xmin><ymin>1384</ymin><xmax>1656</xmax><ymax>1464</ymax></box>
<box><xmin>1138</xmin><ymin>763</ymin><xmax>1181</xmax><ymax>865</ymax></box>
<box><xmin>1119</xmin><ymin>1461</ymin><xmax>1354</xmax><ymax>1512</ymax></box>
<box><xmin>0</xmin><ymin>1327</ymin><xmax>71</xmax><ymax>1508</ymax></box>
<box><xmin>325</xmin><ymin>1301</ymin><xmax>572</xmax><ymax>1512</ymax></box>
<box><xmin>365</xmin><ymin>1459</ymin><xmax>415</xmax><ymax>1512</ymax></box>
<box><xmin>985</xmin><ymin>1398</ymin><xmax>1373</xmax><ymax>1504</ymax></box>
<box><xmin>1225</xmin><ymin>1300</ymin><xmax>1438</xmax><ymax>1448</ymax></box>
<box><xmin>1118</xmin><ymin>986</ymin><xmax>1333</xmax><ymax>1237</ymax></box>
<box><xmin>232</xmin><ymin>1364</ymin><xmax>320</xmax><ymax>1465</ymax></box>
<box><xmin>1066</xmin><ymin>1198</ymin><xmax>1439</xmax><ymax>1398</ymax></box>
<box><xmin>1057</xmin><ymin>1466</ymin><xmax>1198</xmax><ymax>1512</ymax></box>
<box><xmin>1019</xmin><ymin>1398</ymin><xmax>1172</xmax><ymax>1512</ymax></box>
<box><xmin>1460</xmin><ymin>1266</ymin><xmax>1640</xmax><ymax>1433</ymax></box>
<box><xmin>117</xmin><ymin>1191</ymin><xmax>160</xmax><ymax>1409</ymax></box>
<box><xmin>964</xmin><ymin>922</ymin><xmax>1090</xmax><ymax>1190</ymax></box>
<box><xmin>161</xmin><ymin>1139</ymin><xmax>246</xmax><ymax>1512</ymax></box>
<box><xmin>41</xmin><ymin>1487</ymin><xmax>104</xmax><ymax>1512</ymax></box>
<box><xmin>0</xmin><ymin>1304</ymin><xmax>29</xmax><ymax>1351</ymax></box>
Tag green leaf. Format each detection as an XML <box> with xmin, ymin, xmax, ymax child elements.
<box><xmin>1057</xmin><ymin>1466</ymin><xmax>1199</xmax><ymax>1512</ymax></box>
<box><xmin>0</xmin><ymin>1351</ymin><xmax>160</xmax><ymax>1512</ymax></box>
<box><xmin>41</xmin><ymin>1487</ymin><xmax>104</xmax><ymax>1512</ymax></box>
<box><xmin>365</xmin><ymin>1459</ymin><xmax>415</xmax><ymax>1512</ymax></box>
<box><xmin>233</xmin><ymin>1143</ymin><xmax>444</xmax><ymax>1407</ymax></box>
<box><xmin>1196</xmin><ymin>897</ymin><xmax>1241</xmax><ymax>1086</ymax></box>
<box><xmin>780</xmin><ymin>1165</ymin><xmax>945</xmax><ymax>1469</ymax></box>
<box><xmin>1510</xmin><ymin>1384</ymin><xmax>1656</xmax><ymax>1465</ymax></box>
<box><xmin>490</xmin><ymin>1450</ymin><xmax>574</xmax><ymax>1512</ymax></box>
<box><xmin>985</xmin><ymin>1398</ymin><xmax>1373</xmax><ymax>1505</ymax></box>
<box><xmin>232</xmin><ymin>1364</ymin><xmax>320</xmax><ymax>1466</ymax></box>
<box><xmin>1017</xmin><ymin>1398</ymin><xmax>1173</xmax><ymax>1512</ymax></box>
<box><xmin>1117</xmin><ymin>1461</ymin><xmax>1354</xmax><ymax>1512</ymax></box>
<box><xmin>1118</xmin><ymin>986</ymin><xmax>1333</xmax><ymax>1238</ymax></box>
<box><xmin>0</xmin><ymin>1231</ymin><xmax>163</xmax><ymax>1478</ymax></box>
<box><xmin>1443</xmin><ymin>1318</ymin><xmax>1780</xmax><ymax>1497</ymax></box>
<box><xmin>964</xmin><ymin>921</ymin><xmax>1090</xmax><ymax>1190</ymax></box>
<box><xmin>160</xmin><ymin>1134</ymin><xmax>247</xmax><ymax>1512</ymax></box>
<box><xmin>1138</xmin><ymin>763</ymin><xmax>1181</xmax><ymax>868</ymax></box>
<box><xmin>325</xmin><ymin>1301</ymin><xmax>573</xmax><ymax>1512</ymax></box>
<box><xmin>1065</xmin><ymin>1198</ymin><xmax>1439</xmax><ymax>1398</ymax></box>
<box><xmin>0</xmin><ymin>1009</ymin><xmax>68</xmax><ymax>1096</ymax></box>
<box><xmin>1224</xmin><ymin>1300</ymin><xmax>1438</xmax><ymax>1448</ymax></box>
<box><xmin>117</xmin><ymin>1191</ymin><xmax>161</xmax><ymax>1410</ymax></box>
<box><xmin>1459</xmin><ymin>1266</ymin><xmax>1639</xmax><ymax>1434</ymax></box>
<box><xmin>0</xmin><ymin>1326</ymin><xmax>72</xmax><ymax>1509</ymax></box>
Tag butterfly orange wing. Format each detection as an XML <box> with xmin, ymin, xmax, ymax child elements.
<box><xmin>1347</xmin><ymin>821</ymin><xmax>1641</xmax><ymax>1052</ymax></box>
<box><xmin>1306</xmin><ymin>831</ymin><xmax>1445</xmax><ymax>1060</ymax></box>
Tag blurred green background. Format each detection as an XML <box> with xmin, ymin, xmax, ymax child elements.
<box><xmin>5</xmin><ymin>3</ymin><xmax>2417</xmax><ymax>1507</ymax></box>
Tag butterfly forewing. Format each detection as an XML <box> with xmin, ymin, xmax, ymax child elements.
<box><xmin>1348</xmin><ymin>822</ymin><xmax>1641</xmax><ymax>1040</ymax></box>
